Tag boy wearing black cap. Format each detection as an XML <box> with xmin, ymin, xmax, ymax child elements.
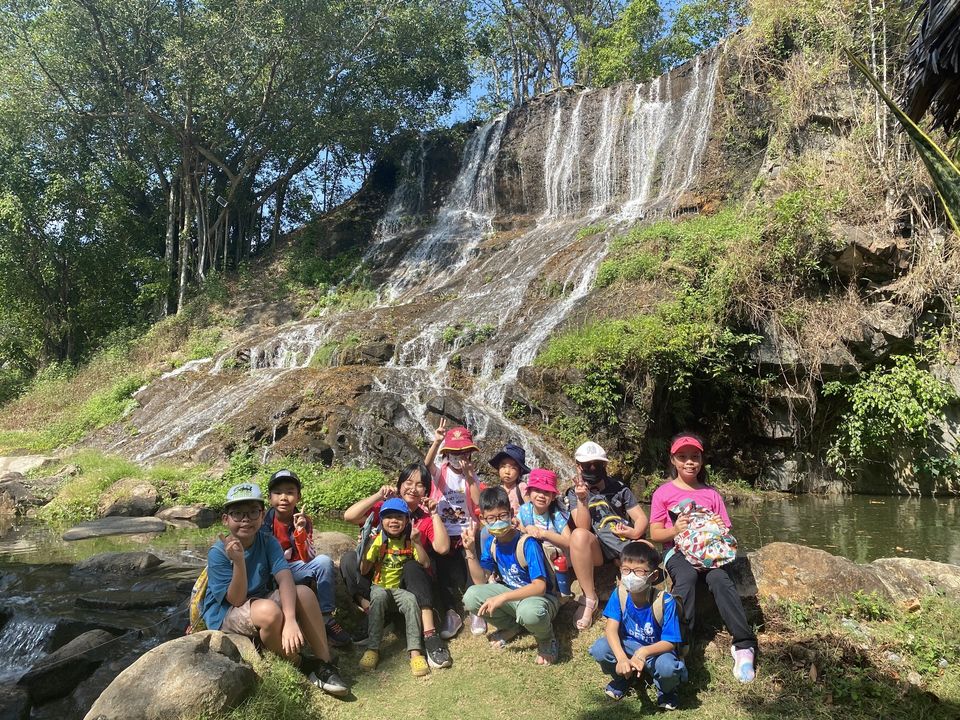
<box><xmin>202</xmin><ymin>482</ymin><xmax>349</xmax><ymax>696</ymax></box>
<box><xmin>262</xmin><ymin>469</ymin><xmax>352</xmax><ymax>647</ymax></box>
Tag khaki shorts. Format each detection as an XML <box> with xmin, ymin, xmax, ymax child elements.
<box><xmin>221</xmin><ymin>590</ymin><xmax>282</xmax><ymax>637</ymax></box>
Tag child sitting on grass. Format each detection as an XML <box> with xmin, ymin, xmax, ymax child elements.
<box><xmin>359</xmin><ymin>497</ymin><xmax>434</xmax><ymax>677</ymax></box>
<box><xmin>201</xmin><ymin>483</ymin><xmax>349</xmax><ymax>696</ymax></box>
<box><xmin>462</xmin><ymin>487</ymin><xmax>561</xmax><ymax>665</ymax></box>
<box><xmin>588</xmin><ymin>541</ymin><xmax>686</xmax><ymax>709</ymax></box>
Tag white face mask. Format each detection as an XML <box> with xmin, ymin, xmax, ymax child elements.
<box><xmin>621</xmin><ymin>571</ymin><xmax>654</xmax><ymax>594</ymax></box>
<box><xmin>447</xmin><ymin>454</ymin><xmax>470</xmax><ymax>472</ymax></box>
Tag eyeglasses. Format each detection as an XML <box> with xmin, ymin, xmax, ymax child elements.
<box><xmin>227</xmin><ymin>509</ymin><xmax>262</xmax><ymax>521</ymax></box>
<box><xmin>620</xmin><ymin>567</ymin><xmax>656</xmax><ymax>578</ymax></box>
<box><xmin>483</xmin><ymin>513</ymin><xmax>511</xmax><ymax>524</ymax></box>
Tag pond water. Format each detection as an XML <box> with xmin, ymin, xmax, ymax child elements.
<box><xmin>725</xmin><ymin>494</ymin><xmax>960</xmax><ymax>565</ymax></box>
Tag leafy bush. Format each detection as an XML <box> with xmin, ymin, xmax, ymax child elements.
<box><xmin>824</xmin><ymin>354</ymin><xmax>955</xmax><ymax>476</ymax></box>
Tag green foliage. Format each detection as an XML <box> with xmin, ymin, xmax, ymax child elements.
<box><xmin>543</xmin><ymin>414</ymin><xmax>591</xmax><ymax>451</ymax></box>
<box><xmin>286</xmin><ymin>248</ymin><xmax>363</xmax><ymax>290</ymax></box>
<box><xmin>837</xmin><ymin>591</ymin><xmax>894</xmax><ymax>622</ymax></box>
<box><xmin>662</xmin><ymin>0</ymin><xmax>747</xmax><ymax>63</ymax></box>
<box><xmin>576</xmin><ymin>222</ymin><xmax>608</xmax><ymax>239</ymax></box>
<box><xmin>440</xmin><ymin>322</ymin><xmax>496</xmax><ymax>347</ymax></box>
<box><xmin>577</xmin><ymin>0</ymin><xmax>666</xmax><ymax>85</ymax></box>
<box><xmin>226</xmin><ymin>654</ymin><xmax>314</xmax><ymax>720</ymax></box>
<box><xmin>824</xmin><ymin>353</ymin><xmax>955</xmax><ymax>477</ymax></box>
<box><xmin>186</xmin><ymin>328</ymin><xmax>226</xmax><ymax>361</ymax></box>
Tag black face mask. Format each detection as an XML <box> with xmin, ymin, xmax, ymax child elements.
<box><xmin>581</xmin><ymin>468</ymin><xmax>606</xmax><ymax>486</ymax></box>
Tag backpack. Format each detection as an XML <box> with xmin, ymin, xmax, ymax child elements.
<box><xmin>356</xmin><ymin>510</ymin><xmax>414</xmax><ymax>584</ymax></box>
<box><xmin>185</xmin><ymin>567</ymin><xmax>209</xmax><ymax>634</ymax></box>
<box><xmin>616</xmin><ymin>585</ymin><xmax>689</xmax><ymax>658</ymax></box>
<box><xmin>490</xmin><ymin>533</ymin><xmax>558</xmax><ymax>591</ymax></box>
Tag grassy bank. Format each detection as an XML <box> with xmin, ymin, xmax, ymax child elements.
<box><xmin>230</xmin><ymin>592</ymin><xmax>960</xmax><ymax>720</ymax></box>
<box><xmin>31</xmin><ymin>448</ymin><xmax>387</xmax><ymax>524</ymax></box>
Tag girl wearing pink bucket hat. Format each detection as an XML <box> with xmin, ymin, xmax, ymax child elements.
<box><xmin>424</xmin><ymin>417</ymin><xmax>485</xmax><ymax>639</ymax></box>
<box><xmin>516</xmin><ymin>468</ymin><xmax>571</xmax><ymax>560</ymax></box>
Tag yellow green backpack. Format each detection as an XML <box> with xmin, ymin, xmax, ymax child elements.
<box><xmin>186</xmin><ymin>567</ymin><xmax>209</xmax><ymax>634</ymax></box>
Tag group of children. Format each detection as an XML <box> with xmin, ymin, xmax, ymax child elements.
<box><xmin>199</xmin><ymin>422</ymin><xmax>758</xmax><ymax>707</ymax></box>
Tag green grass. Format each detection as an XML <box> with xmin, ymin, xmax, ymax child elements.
<box><xmin>223</xmin><ymin>593</ymin><xmax>960</xmax><ymax>720</ymax></box>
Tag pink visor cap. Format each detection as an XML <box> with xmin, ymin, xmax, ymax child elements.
<box><xmin>670</xmin><ymin>436</ymin><xmax>704</xmax><ymax>455</ymax></box>
<box><xmin>526</xmin><ymin>468</ymin><xmax>558</xmax><ymax>494</ymax></box>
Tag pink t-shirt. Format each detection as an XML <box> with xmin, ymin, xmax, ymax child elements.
<box><xmin>649</xmin><ymin>481</ymin><xmax>732</xmax><ymax>531</ymax></box>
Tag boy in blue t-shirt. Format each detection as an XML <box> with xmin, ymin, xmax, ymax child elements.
<box><xmin>202</xmin><ymin>483</ymin><xmax>349</xmax><ymax>697</ymax></box>
<box><xmin>588</xmin><ymin>541</ymin><xmax>687</xmax><ymax>709</ymax></box>
<box><xmin>462</xmin><ymin>487</ymin><xmax>561</xmax><ymax>664</ymax></box>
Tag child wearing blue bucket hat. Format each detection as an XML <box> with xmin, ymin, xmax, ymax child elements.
<box><xmin>488</xmin><ymin>442</ymin><xmax>530</xmax><ymax>512</ymax></box>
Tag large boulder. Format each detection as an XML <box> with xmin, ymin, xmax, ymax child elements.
<box><xmin>0</xmin><ymin>683</ymin><xmax>30</xmax><ymax>720</ymax></box>
<box><xmin>84</xmin><ymin>631</ymin><xmax>257</xmax><ymax>720</ymax></box>
<box><xmin>155</xmin><ymin>505</ymin><xmax>218</xmax><ymax>528</ymax></box>
<box><xmin>47</xmin><ymin>620</ymin><xmax>127</xmax><ymax>653</ymax></box>
<box><xmin>62</xmin><ymin>517</ymin><xmax>166</xmax><ymax>541</ymax></box>
<box><xmin>75</xmin><ymin>591</ymin><xmax>180</xmax><ymax>612</ymax></box>
<box><xmin>0</xmin><ymin>456</ymin><xmax>58</xmax><ymax>476</ymax></box>
<box><xmin>73</xmin><ymin>552</ymin><xmax>162</xmax><ymax>576</ymax></box>
<box><xmin>17</xmin><ymin>629</ymin><xmax>114</xmax><ymax>704</ymax></box>
<box><xmin>97</xmin><ymin>479</ymin><xmax>159</xmax><ymax>518</ymax></box>
<box><xmin>314</xmin><ymin>531</ymin><xmax>356</xmax><ymax>560</ymax></box>
<box><xmin>748</xmin><ymin>542</ymin><xmax>893</xmax><ymax>602</ymax></box>
<box><xmin>0</xmin><ymin>475</ymin><xmax>44</xmax><ymax>516</ymax></box>
<box><xmin>870</xmin><ymin>557</ymin><xmax>960</xmax><ymax>601</ymax></box>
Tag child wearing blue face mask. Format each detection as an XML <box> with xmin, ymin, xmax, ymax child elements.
<box><xmin>588</xmin><ymin>541</ymin><xmax>687</xmax><ymax>709</ymax></box>
<box><xmin>461</xmin><ymin>487</ymin><xmax>561</xmax><ymax>665</ymax></box>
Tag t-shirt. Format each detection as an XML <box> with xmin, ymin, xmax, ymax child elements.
<box><xmin>649</xmin><ymin>481</ymin><xmax>732</xmax><ymax>538</ymax></box>
<box><xmin>364</xmin><ymin>533</ymin><xmax>416</xmax><ymax>589</ymax></box>
<box><xmin>517</xmin><ymin>502</ymin><xmax>569</xmax><ymax>535</ymax></box>
<box><xmin>480</xmin><ymin>533</ymin><xmax>556</xmax><ymax>595</ymax></box>
<box><xmin>202</xmin><ymin>532</ymin><xmax>289</xmax><ymax>631</ymax></box>
<box><xmin>368</xmin><ymin>500</ymin><xmax>437</xmax><ymax>550</ymax></box>
<box><xmin>431</xmin><ymin>460</ymin><xmax>473</xmax><ymax>537</ymax></box>
<box><xmin>602</xmin><ymin>590</ymin><xmax>683</xmax><ymax>646</ymax></box>
<box><xmin>502</xmin><ymin>482</ymin><xmax>528</xmax><ymax>512</ymax></box>
<box><xmin>565</xmin><ymin>478</ymin><xmax>638</xmax><ymax>529</ymax></box>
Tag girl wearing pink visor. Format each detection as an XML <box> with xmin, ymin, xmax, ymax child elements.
<box><xmin>648</xmin><ymin>432</ymin><xmax>757</xmax><ymax>683</ymax></box>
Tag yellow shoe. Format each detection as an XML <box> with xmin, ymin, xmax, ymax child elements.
<box><xmin>358</xmin><ymin>650</ymin><xmax>379</xmax><ymax>671</ymax></box>
<box><xmin>410</xmin><ymin>655</ymin><xmax>430</xmax><ymax>677</ymax></box>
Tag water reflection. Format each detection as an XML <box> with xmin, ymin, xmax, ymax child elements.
<box><xmin>727</xmin><ymin>495</ymin><xmax>960</xmax><ymax>565</ymax></box>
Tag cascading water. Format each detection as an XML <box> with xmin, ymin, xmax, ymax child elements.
<box><xmin>0</xmin><ymin>617</ymin><xmax>55</xmax><ymax>682</ymax></box>
<box><xmin>107</xmin><ymin>46</ymin><xmax>725</xmax><ymax>474</ymax></box>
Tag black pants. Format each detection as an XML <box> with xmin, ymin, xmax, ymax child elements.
<box><xmin>429</xmin><ymin>545</ymin><xmax>471</xmax><ymax>616</ymax></box>
<box><xmin>666</xmin><ymin>551</ymin><xmax>757</xmax><ymax>651</ymax></box>
<box><xmin>339</xmin><ymin>550</ymin><xmax>435</xmax><ymax>609</ymax></box>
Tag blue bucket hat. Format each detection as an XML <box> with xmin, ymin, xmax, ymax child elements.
<box><xmin>380</xmin><ymin>497</ymin><xmax>411</xmax><ymax>516</ymax></box>
<box><xmin>488</xmin><ymin>443</ymin><xmax>531</xmax><ymax>475</ymax></box>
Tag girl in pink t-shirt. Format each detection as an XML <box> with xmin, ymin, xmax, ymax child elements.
<box><xmin>649</xmin><ymin>432</ymin><xmax>758</xmax><ymax>683</ymax></box>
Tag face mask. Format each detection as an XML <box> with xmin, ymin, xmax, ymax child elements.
<box><xmin>447</xmin><ymin>455</ymin><xmax>469</xmax><ymax>471</ymax></box>
<box><xmin>486</xmin><ymin>520</ymin><xmax>512</xmax><ymax>536</ymax></box>
<box><xmin>621</xmin><ymin>571</ymin><xmax>653</xmax><ymax>594</ymax></box>
<box><xmin>581</xmin><ymin>468</ymin><xmax>606</xmax><ymax>486</ymax></box>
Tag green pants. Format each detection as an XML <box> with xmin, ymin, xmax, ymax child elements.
<box><xmin>367</xmin><ymin>585</ymin><xmax>423</xmax><ymax>653</ymax></box>
<box><xmin>462</xmin><ymin>583</ymin><xmax>559</xmax><ymax>641</ymax></box>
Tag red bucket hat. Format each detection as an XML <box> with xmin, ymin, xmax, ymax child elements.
<box><xmin>439</xmin><ymin>426</ymin><xmax>478</xmax><ymax>454</ymax></box>
<box><xmin>526</xmin><ymin>468</ymin><xmax>558</xmax><ymax>494</ymax></box>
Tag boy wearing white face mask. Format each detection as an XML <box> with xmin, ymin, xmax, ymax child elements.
<box><xmin>461</xmin><ymin>487</ymin><xmax>561</xmax><ymax>665</ymax></box>
<box><xmin>589</xmin><ymin>541</ymin><xmax>687</xmax><ymax>709</ymax></box>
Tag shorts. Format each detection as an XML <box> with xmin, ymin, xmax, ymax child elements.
<box><xmin>595</xmin><ymin>524</ymin><xmax>631</xmax><ymax>561</ymax></box>
<box><xmin>221</xmin><ymin>590</ymin><xmax>282</xmax><ymax>637</ymax></box>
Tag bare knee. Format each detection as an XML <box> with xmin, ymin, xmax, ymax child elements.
<box><xmin>251</xmin><ymin>600</ymin><xmax>283</xmax><ymax>631</ymax></box>
<box><xmin>295</xmin><ymin>583</ymin><xmax>319</xmax><ymax>608</ymax></box>
<box><xmin>571</xmin><ymin>527</ymin><xmax>594</xmax><ymax>550</ymax></box>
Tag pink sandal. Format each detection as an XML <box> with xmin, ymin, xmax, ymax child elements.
<box><xmin>573</xmin><ymin>595</ymin><xmax>599</xmax><ymax>631</ymax></box>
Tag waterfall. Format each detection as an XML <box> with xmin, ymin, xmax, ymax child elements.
<box><xmin>108</xmin><ymin>46</ymin><xmax>725</xmax><ymax>471</ymax></box>
<box><xmin>0</xmin><ymin>617</ymin><xmax>55</xmax><ymax>682</ymax></box>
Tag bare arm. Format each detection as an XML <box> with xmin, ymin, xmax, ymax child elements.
<box><xmin>424</xmin><ymin>418</ymin><xmax>446</xmax><ymax>466</ymax></box>
<box><xmin>220</xmin><ymin>535</ymin><xmax>249</xmax><ymax>607</ymax></box>
<box><xmin>626</xmin><ymin>504</ymin><xmax>649</xmax><ymax>539</ymax></box>
<box><xmin>649</xmin><ymin>516</ymin><xmax>688</xmax><ymax>543</ymax></box>
<box><xmin>429</xmin><ymin>505</ymin><xmax>450</xmax><ymax>555</ymax></box>
<box><xmin>275</xmin><ymin>568</ymin><xmax>304</xmax><ymax>657</ymax></box>
<box><xmin>343</xmin><ymin>485</ymin><xmax>394</xmax><ymax>525</ymax></box>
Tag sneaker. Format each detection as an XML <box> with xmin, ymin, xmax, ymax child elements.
<box><xmin>731</xmin><ymin>646</ymin><xmax>756</xmax><ymax>683</ymax></box>
<box><xmin>604</xmin><ymin>676</ymin><xmax>630</xmax><ymax>701</ymax></box>
<box><xmin>469</xmin><ymin>613</ymin><xmax>487</xmax><ymax>635</ymax></box>
<box><xmin>410</xmin><ymin>654</ymin><xmax>430</xmax><ymax>677</ymax></box>
<box><xmin>309</xmin><ymin>661</ymin><xmax>349</xmax><ymax>697</ymax></box>
<box><xmin>657</xmin><ymin>691</ymin><xmax>680</xmax><ymax>710</ymax></box>
<box><xmin>425</xmin><ymin>634</ymin><xmax>453</xmax><ymax>669</ymax></box>
<box><xmin>358</xmin><ymin>649</ymin><xmax>379</xmax><ymax>671</ymax></box>
<box><xmin>439</xmin><ymin>609</ymin><xmax>463</xmax><ymax>639</ymax></box>
<box><xmin>324</xmin><ymin>617</ymin><xmax>353</xmax><ymax>647</ymax></box>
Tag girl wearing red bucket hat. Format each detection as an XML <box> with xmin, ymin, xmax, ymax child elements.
<box><xmin>424</xmin><ymin>417</ymin><xmax>485</xmax><ymax>639</ymax></box>
<box><xmin>649</xmin><ymin>432</ymin><xmax>758</xmax><ymax>683</ymax></box>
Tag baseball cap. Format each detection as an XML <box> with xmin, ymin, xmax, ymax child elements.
<box><xmin>670</xmin><ymin>435</ymin><xmax>704</xmax><ymax>454</ymax></box>
<box><xmin>574</xmin><ymin>441</ymin><xmax>608</xmax><ymax>464</ymax></box>
<box><xmin>268</xmin><ymin>469</ymin><xmax>302</xmax><ymax>491</ymax></box>
<box><xmin>380</xmin><ymin>498</ymin><xmax>411</xmax><ymax>516</ymax></box>
<box><xmin>224</xmin><ymin>482</ymin><xmax>265</xmax><ymax>509</ymax></box>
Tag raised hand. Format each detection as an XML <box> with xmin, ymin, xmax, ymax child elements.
<box><xmin>573</xmin><ymin>475</ymin><xmax>589</xmax><ymax>502</ymax></box>
<box><xmin>218</xmin><ymin>533</ymin><xmax>244</xmax><ymax>564</ymax></box>
<box><xmin>378</xmin><ymin>484</ymin><xmax>397</xmax><ymax>500</ymax></box>
<box><xmin>461</xmin><ymin>521</ymin><xmax>477</xmax><ymax>549</ymax></box>
<box><xmin>433</xmin><ymin>417</ymin><xmax>447</xmax><ymax>443</ymax></box>
<box><xmin>293</xmin><ymin>512</ymin><xmax>308</xmax><ymax>531</ymax></box>
<box><xmin>422</xmin><ymin>496</ymin><xmax>439</xmax><ymax>514</ymax></box>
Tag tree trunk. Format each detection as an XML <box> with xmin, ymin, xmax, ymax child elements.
<box><xmin>177</xmin><ymin>160</ymin><xmax>193</xmax><ymax>313</ymax></box>
<box><xmin>164</xmin><ymin>176</ymin><xmax>180</xmax><ymax>316</ymax></box>
<box><xmin>271</xmin><ymin>179</ymin><xmax>287</xmax><ymax>245</ymax></box>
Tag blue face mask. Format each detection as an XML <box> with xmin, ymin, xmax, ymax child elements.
<box><xmin>486</xmin><ymin>520</ymin><xmax>512</xmax><ymax>536</ymax></box>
